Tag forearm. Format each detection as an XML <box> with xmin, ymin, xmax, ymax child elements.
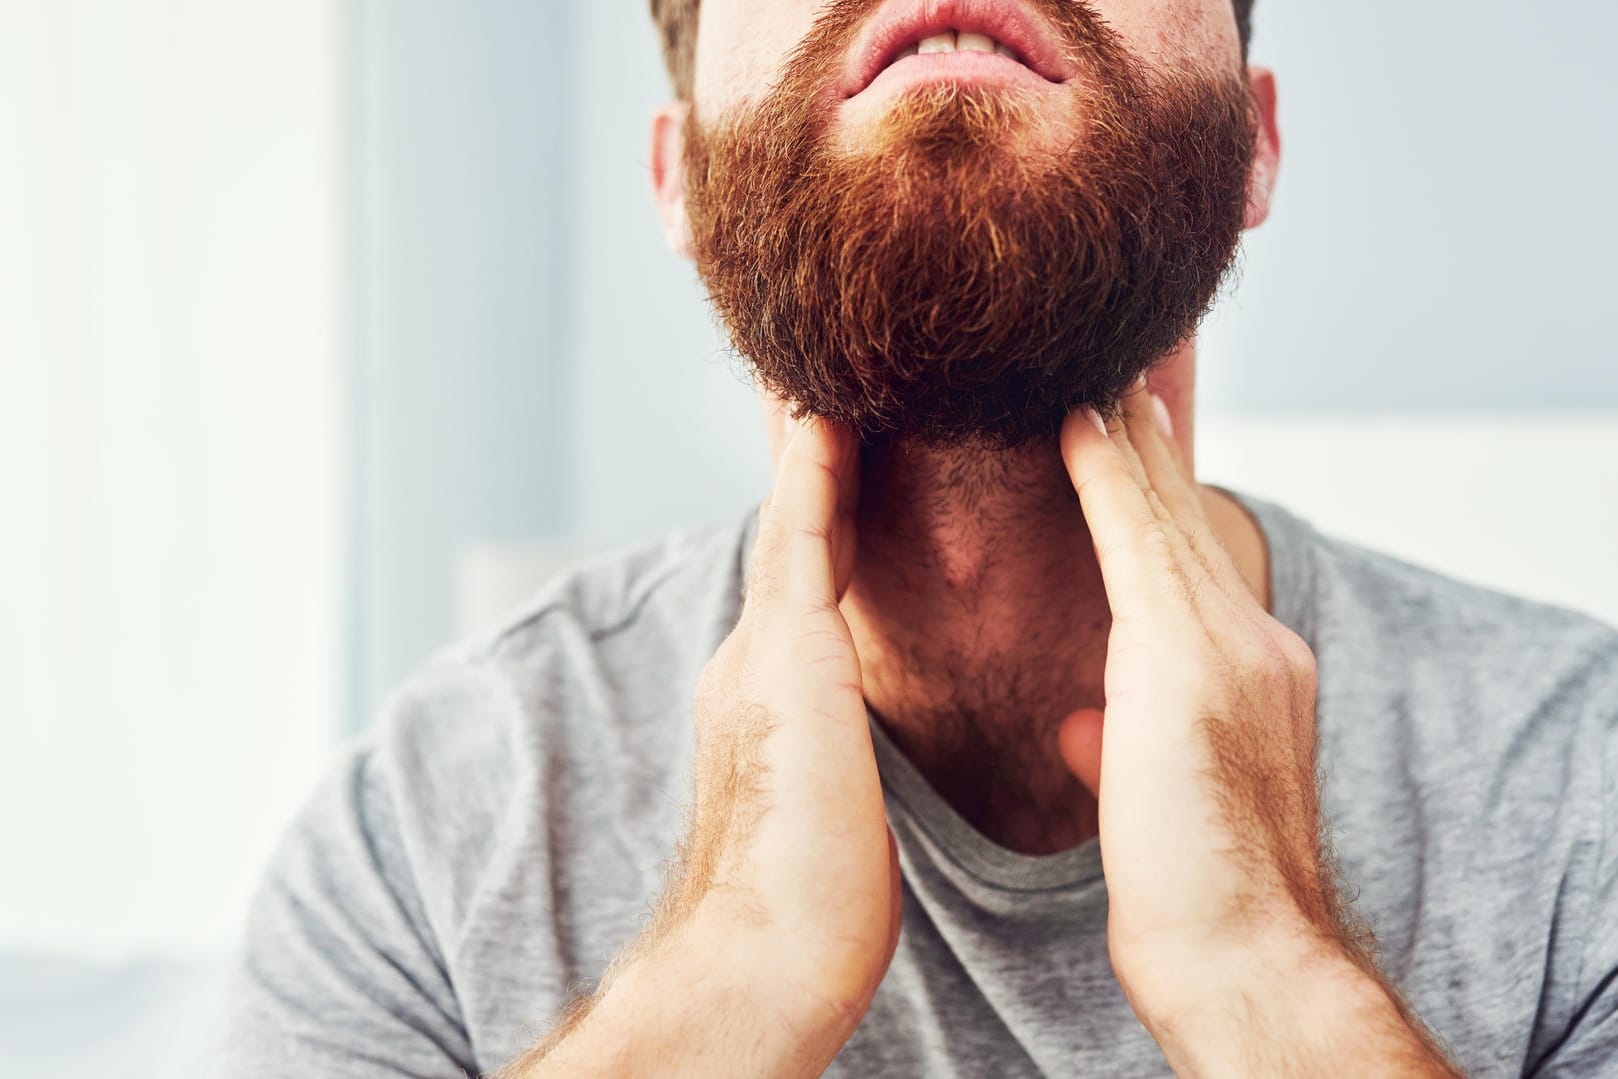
<box><xmin>1138</xmin><ymin>932</ymin><xmax>1465</xmax><ymax>1078</ymax></box>
<box><xmin>497</xmin><ymin>905</ymin><xmax>863</xmax><ymax>1079</ymax></box>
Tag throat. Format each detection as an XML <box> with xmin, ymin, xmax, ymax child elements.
<box><xmin>842</xmin><ymin>435</ymin><xmax>1111</xmax><ymax>855</ymax></box>
<box><xmin>878</xmin><ymin>702</ymin><xmax>1102</xmax><ymax>855</ymax></box>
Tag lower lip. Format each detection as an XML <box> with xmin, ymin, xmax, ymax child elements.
<box><xmin>853</xmin><ymin>50</ymin><xmax>1054</xmax><ymax>104</ymax></box>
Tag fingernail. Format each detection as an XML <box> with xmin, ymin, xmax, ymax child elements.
<box><xmin>1083</xmin><ymin>406</ymin><xmax>1109</xmax><ymax>438</ymax></box>
<box><xmin>1151</xmin><ymin>395</ymin><xmax>1174</xmax><ymax>439</ymax></box>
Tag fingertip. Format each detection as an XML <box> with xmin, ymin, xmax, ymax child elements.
<box><xmin>800</xmin><ymin>413</ymin><xmax>863</xmax><ymax>473</ymax></box>
<box><xmin>1115</xmin><ymin>379</ymin><xmax>1159</xmax><ymax>441</ymax></box>
<box><xmin>1058</xmin><ymin>707</ymin><xmax>1105</xmax><ymax>798</ymax></box>
<box><xmin>1061</xmin><ymin>406</ymin><xmax>1109</xmax><ymax>461</ymax></box>
<box><xmin>777</xmin><ymin>405</ymin><xmax>805</xmax><ymax>449</ymax></box>
<box><xmin>816</xmin><ymin>413</ymin><xmax>855</xmax><ymax>446</ymax></box>
<box><xmin>1150</xmin><ymin>394</ymin><xmax>1175</xmax><ymax>439</ymax></box>
<box><xmin>1087</xmin><ymin>407</ymin><xmax>1109</xmax><ymax>439</ymax></box>
<box><xmin>778</xmin><ymin>410</ymin><xmax>816</xmax><ymax>465</ymax></box>
<box><xmin>788</xmin><ymin>411</ymin><xmax>832</xmax><ymax>462</ymax></box>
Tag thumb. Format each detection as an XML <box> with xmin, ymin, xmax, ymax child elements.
<box><xmin>1058</xmin><ymin>708</ymin><xmax>1105</xmax><ymax>798</ymax></box>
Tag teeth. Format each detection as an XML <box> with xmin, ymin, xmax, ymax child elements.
<box><xmin>902</xmin><ymin>30</ymin><xmax>1018</xmax><ymax>61</ymax></box>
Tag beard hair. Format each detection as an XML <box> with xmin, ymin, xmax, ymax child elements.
<box><xmin>683</xmin><ymin>0</ymin><xmax>1259</xmax><ymax>449</ymax></box>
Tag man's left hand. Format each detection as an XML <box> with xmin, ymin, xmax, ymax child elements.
<box><xmin>1057</xmin><ymin>383</ymin><xmax>1462</xmax><ymax>1075</ymax></box>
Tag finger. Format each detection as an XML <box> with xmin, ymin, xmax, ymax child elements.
<box><xmin>1094</xmin><ymin>381</ymin><xmax>1154</xmax><ymax>495</ymax></box>
<box><xmin>1059</xmin><ymin>407</ymin><xmax>1184</xmax><ymax>623</ymax></box>
<box><xmin>1058</xmin><ymin>707</ymin><xmax>1104</xmax><ymax>798</ymax></box>
<box><xmin>1117</xmin><ymin>391</ymin><xmax>1252</xmax><ymax>603</ymax></box>
<box><xmin>826</xmin><ymin>417</ymin><xmax>862</xmax><ymax>599</ymax></box>
<box><xmin>884</xmin><ymin>825</ymin><xmax>903</xmax><ymax>966</ymax></box>
<box><xmin>1117</xmin><ymin>389</ymin><xmax>1203</xmax><ymax>527</ymax></box>
<box><xmin>756</xmin><ymin>414</ymin><xmax>858</xmax><ymax>606</ymax></box>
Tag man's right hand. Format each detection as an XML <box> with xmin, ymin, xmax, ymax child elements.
<box><xmin>502</xmin><ymin>414</ymin><xmax>899</xmax><ymax>1079</ymax></box>
<box><xmin>674</xmin><ymin>411</ymin><xmax>902</xmax><ymax>1013</ymax></box>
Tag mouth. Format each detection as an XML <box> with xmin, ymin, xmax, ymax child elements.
<box><xmin>841</xmin><ymin>0</ymin><xmax>1077</xmax><ymax>101</ymax></box>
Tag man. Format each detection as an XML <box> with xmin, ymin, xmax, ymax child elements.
<box><xmin>219</xmin><ymin>0</ymin><xmax>1618</xmax><ymax>1075</ymax></box>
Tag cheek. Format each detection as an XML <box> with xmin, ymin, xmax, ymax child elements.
<box><xmin>1086</xmin><ymin>0</ymin><xmax>1241</xmax><ymax>71</ymax></box>
<box><xmin>692</xmin><ymin>0</ymin><xmax>824</xmax><ymax>114</ymax></box>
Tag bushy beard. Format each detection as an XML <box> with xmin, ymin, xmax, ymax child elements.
<box><xmin>683</xmin><ymin>0</ymin><xmax>1259</xmax><ymax>449</ymax></box>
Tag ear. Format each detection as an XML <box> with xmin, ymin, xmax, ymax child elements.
<box><xmin>650</xmin><ymin>99</ymin><xmax>695</xmax><ymax>260</ymax></box>
<box><xmin>1242</xmin><ymin>66</ymin><xmax>1281</xmax><ymax>230</ymax></box>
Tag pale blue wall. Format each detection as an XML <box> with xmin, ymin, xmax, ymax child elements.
<box><xmin>349</xmin><ymin>0</ymin><xmax>577</xmax><ymax>723</ymax></box>
<box><xmin>1197</xmin><ymin>0</ymin><xmax>1618</xmax><ymax>412</ymax></box>
<box><xmin>350</xmin><ymin>1</ymin><xmax>1618</xmax><ymax>723</ymax></box>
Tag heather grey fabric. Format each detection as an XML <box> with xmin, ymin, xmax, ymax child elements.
<box><xmin>217</xmin><ymin>491</ymin><xmax>1618</xmax><ymax>1077</ymax></box>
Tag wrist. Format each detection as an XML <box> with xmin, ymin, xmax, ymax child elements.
<box><xmin>526</xmin><ymin>902</ymin><xmax>865</xmax><ymax>1079</ymax></box>
<box><xmin>1126</xmin><ymin>926</ymin><xmax>1448</xmax><ymax>1078</ymax></box>
<box><xmin>680</xmin><ymin>893</ymin><xmax>882</xmax><ymax>1043</ymax></box>
<box><xmin>1117</xmin><ymin>915</ymin><xmax>1344</xmax><ymax>1029</ymax></box>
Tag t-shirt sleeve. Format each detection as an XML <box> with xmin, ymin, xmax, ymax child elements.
<box><xmin>215</xmin><ymin>734</ymin><xmax>476</xmax><ymax>1078</ymax></box>
<box><xmin>1529</xmin><ymin>664</ymin><xmax>1618</xmax><ymax>1077</ymax></box>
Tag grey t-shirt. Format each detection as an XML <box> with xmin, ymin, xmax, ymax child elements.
<box><xmin>218</xmin><ymin>492</ymin><xmax>1618</xmax><ymax>1077</ymax></box>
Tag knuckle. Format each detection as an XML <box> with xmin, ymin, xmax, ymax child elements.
<box><xmin>1227</xmin><ymin>625</ymin><xmax>1317</xmax><ymax>702</ymax></box>
<box><xmin>791</xmin><ymin>521</ymin><xmax>833</xmax><ymax>546</ymax></box>
<box><xmin>1277</xmin><ymin>628</ymin><xmax>1319</xmax><ymax>696</ymax></box>
<box><xmin>807</xmin><ymin>455</ymin><xmax>843</xmax><ymax>491</ymax></box>
<box><xmin>1277</xmin><ymin>627</ymin><xmax>1317</xmax><ymax>673</ymax></box>
<box><xmin>1219</xmin><ymin>632</ymin><xmax>1281</xmax><ymax>686</ymax></box>
<box><xmin>694</xmin><ymin>642</ymin><xmax>739</xmax><ymax>716</ymax></box>
<box><xmin>1073</xmin><ymin>456</ymin><xmax>1132</xmax><ymax>499</ymax></box>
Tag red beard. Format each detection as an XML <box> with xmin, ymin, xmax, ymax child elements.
<box><xmin>683</xmin><ymin>0</ymin><xmax>1258</xmax><ymax>449</ymax></box>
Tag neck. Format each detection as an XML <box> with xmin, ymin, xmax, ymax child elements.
<box><xmin>761</xmin><ymin>344</ymin><xmax>1265</xmax><ymax>856</ymax></box>
<box><xmin>841</xmin><ymin>428</ymin><xmax>1110</xmax><ymax>854</ymax></box>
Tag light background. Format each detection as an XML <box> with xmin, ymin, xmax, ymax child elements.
<box><xmin>2</xmin><ymin>0</ymin><xmax>343</xmax><ymax>958</ymax></box>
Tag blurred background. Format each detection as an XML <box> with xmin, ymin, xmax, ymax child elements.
<box><xmin>2</xmin><ymin>0</ymin><xmax>1615</xmax><ymax>1071</ymax></box>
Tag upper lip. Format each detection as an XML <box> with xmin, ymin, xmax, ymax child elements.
<box><xmin>841</xmin><ymin>0</ymin><xmax>1077</xmax><ymax>98</ymax></box>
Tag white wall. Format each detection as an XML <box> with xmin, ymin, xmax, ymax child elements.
<box><xmin>1197</xmin><ymin>414</ymin><xmax>1618</xmax><ymax>630</ymax></box>
<box><xmin>0</xmin><ymin>1</ymin><xmax>344</xmax><ymax>957</ymax></box>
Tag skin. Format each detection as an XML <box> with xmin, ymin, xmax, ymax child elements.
<box><xmin>498</xmin><ymin>1</ymin><xmax>1467</xmax><ymax>1075</ymax></box>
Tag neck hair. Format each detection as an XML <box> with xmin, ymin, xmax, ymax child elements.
<box><xmin>842</xmin><ymin>435</ymin><xmax>1112</xmax><ymax>851</ymax></box>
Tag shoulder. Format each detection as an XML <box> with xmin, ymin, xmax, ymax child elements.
<box><xmin>224</xmin><ymin>513</ymin><xmax>755</xmax><ymax>1071</ymax></box>
<box><xmin>1315</xmin><ymin>525</ymin><xmax>1618</xmax><ymax>723</ymax></box>
<box><xmin>260</xmin><ymin>510</ymin><xmax>755</xmax><ymax>966</ymax></box>
<box><xmin>372</xmin><ymin>507</ymin><xmax>756</xmax><ymax>780</ymax></box>
<box><xmin>464</xmin><ymin>508</ymin><xmax>758</xmax><ymax>672</ymax></box>
<box><xmin>1237</xmin><ymin>490</ymin><xmax>1618</xmax><ymax>727</ymax></box>
<box><xmin>1230</xmin><ymin>495</ymin><xmax>1618</xmax><ymax>1057</ymax></box>
<box><xmin>1235</xmin><ymin>492</ymin><xmax>1617</xmax><ymax>879</ymax></box>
